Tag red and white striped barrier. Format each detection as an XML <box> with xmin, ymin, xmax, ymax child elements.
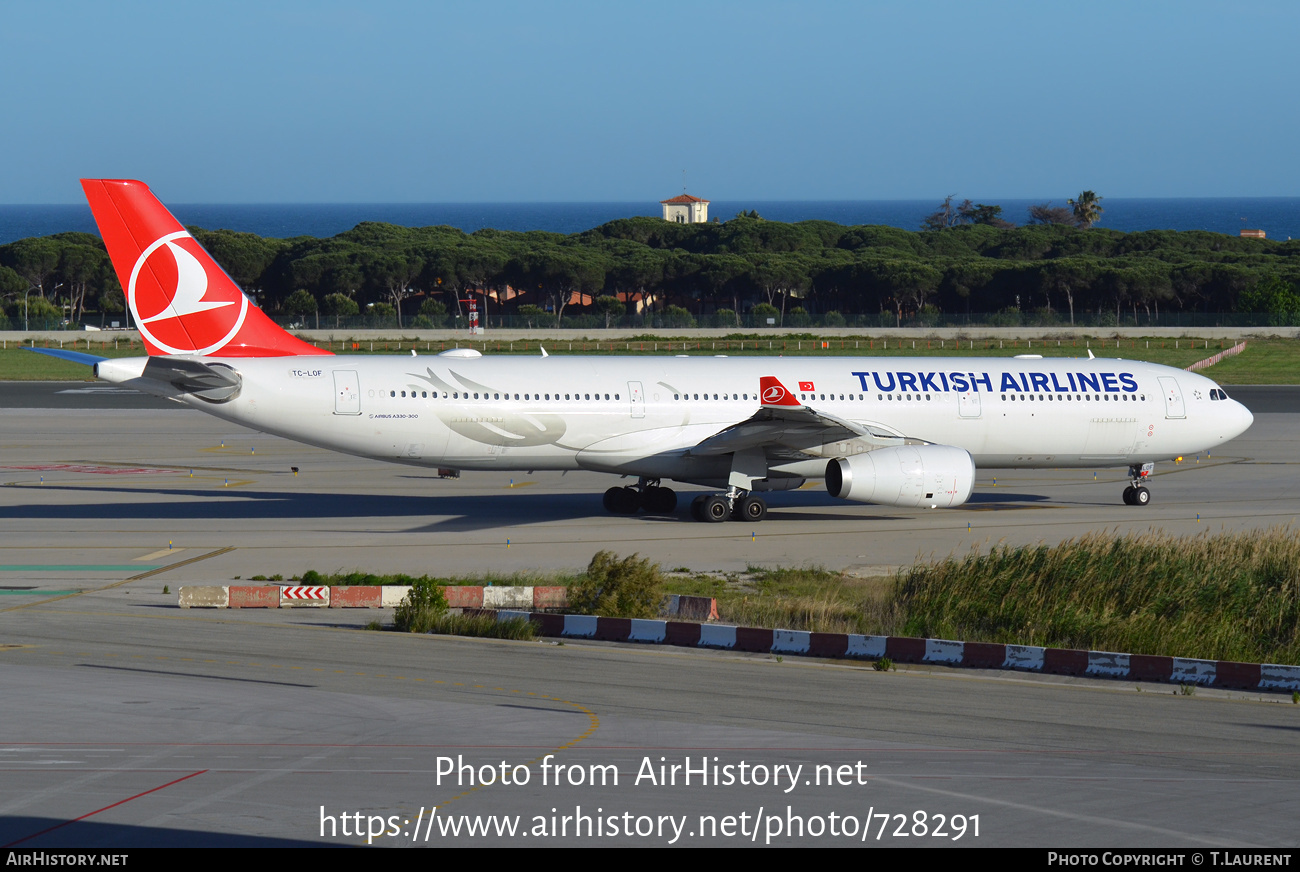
<box><xmin>179</xmin><ymin>585</ymin><xmax>572</xmax><ymax>610</ymax></box>
<box><xmin>177</xmin><ymin>584</ymin><xmax>1299</xmax><ymax>693</ymax></box>
<box><xmin>478</xmin><ymin>610</ymin><xmax>1300</xmax><ymax>695</ymax></box>
<box><xmin>1186</xmin><ymin>340</ymin><xmax>1247</xmax><ymax>372</ymax></box>
<box><xmin>280</xmin><ymin>586</ymin><xmax>328</xmax><ymax>607</ymax></box>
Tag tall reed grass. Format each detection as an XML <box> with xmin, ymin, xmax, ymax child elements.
<box><xmin>896</xmin><ymin>528</ymin><xmax>1300</xmax><ymax>664</ymax></box>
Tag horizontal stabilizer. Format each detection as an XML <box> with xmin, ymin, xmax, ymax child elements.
<box><xmin>141</xmin><ymin>357</ymin><xmax>242</xmax><ymax>402</ymax></box>
<box><xmin>23</xmin><ymin>347</ymin><xmax>109</xmax><ymax>367</ymax></box>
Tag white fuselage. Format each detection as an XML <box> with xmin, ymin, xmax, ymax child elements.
<box><xmin>102</xmin><ymin>353</ymin><xmax>1253</xmax><ymax>488</ymax></box>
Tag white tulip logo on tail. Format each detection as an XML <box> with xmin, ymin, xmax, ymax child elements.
<box><xmin>129</xmin><ymin>231</ymin><xmax>249</xmax><ymax>355</ymax></box>
<box><xmin>759</xmin><ymin>376</ymin><xmax>802</xmax><ymax>407</ymax></box>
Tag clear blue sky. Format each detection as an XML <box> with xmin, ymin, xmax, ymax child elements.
<box><xmin>3</xmin><ymin>1</ymin><xmax>1296</xmax><ymax>203</ymax></box>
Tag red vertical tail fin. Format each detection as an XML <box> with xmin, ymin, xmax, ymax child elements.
<box><xmin>81</xmin><ymin>179</ymin><xmax>327</xmax><ymax>357</ymax></box>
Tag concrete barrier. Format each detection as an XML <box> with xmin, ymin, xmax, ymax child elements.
<box><xmin>924</xmin><ymin>639</ymin><xmax>964</xmax><ymax>664</ymax></box>
<box><xmin>444</xmin><ymin>587</ymin><xmax>484</xmax><ymax>608</ymax></box>
<box><xmin>886</xmin><ymin>636</ymin><xmax>926</xmax><ymax>663</ymax></box>
<box><xmin>699</xmin><ymin>624</ymin><xmax>737</xmax><ymax>649</ymax></box>
<box><xmin>1172</xmin><ymin>657</ymin><xmax>1216</xmax><ymax>685</ymax></box>
<box><xmin>562</xmin><ymin>615</ymin><xmax>598</xmax><ymax>638</ymax></box>
<box><xmin>1004</xmin><ymin>645</ymin><xmax>1046</xmax><ymax>671</ymax></box>
<box><xmin>961</xmin><ymin>642</ymin><xmax>1007</xmax><ymax>669</ymax></box>
<box><xmin>329</xmin><ymin>586</ymin><xmax>382</xmax><ymax>608</ymax></box>
<box><xmin>1260</xmin><ymin>664</ymin><xmax>1300</xmax><ymax>691</ymax></box>
<box><xmin>170</xmin><ymin>585</ymin><xmax>1300</xmax><ymax>695</ymax></box>
<box><xmin>629</xmin><ymin>619</ymin><xmax>667</xmax><ymax>643</ymax></box>
<box><xmin>381</xmin><ymin>586</ymin><xmax>412</xmax><ymax>608</ymax></box>
<box><xmin>533</xmin><ymin>586</ymin><xmax>568</xmax><ymax>609</ymax></box>
<box><xmin>178</xmin><ymin>586</ymin><xmax>228</xmax><ymax>609</ymax></box>
<box><xmin>845</xmin><ymin>635</ymin><xmax>887</xmax><ymax>659</ymax></box>
<box><xmin>772</xmin><ymin>629</ymin><xmax>810</xmax><ymax>655</ymax></box>
<box><xmin>484</xmin><ymin>586</ymin><xmax>534</xmax><ymax>609</ymax></box>
<box><xmin>1129</xmin><ymin>654</ymin><xmax>1173</xmax><ymax>682</ymax></box>
<box><xmin>1214</xmin><ymin>661</ymin><xmax>1261</xmax><ymax>690</ymax></box>
<box><xmin>228</xmin><ymin>586</ymin><xmax>279</xmax><ymax>608</ymax></box>
<box><xmin>1043</xmin><ymin>647</ymin><xmax>1089</xmax><ymax>676</ymax></box>
<box><xmin>1086</xmin><ymin>651</ymin><xmax>1130</xmax><ymax>678</ymax></box>
<box><xmin>279</xmin><ymin>586</ymin><xmax>328</xmax><ymax>608</ymax></box>
<box><xmin>808</xmin><ymin>633</ymin><xmax>848</xmax><ymax>658</ymax></box>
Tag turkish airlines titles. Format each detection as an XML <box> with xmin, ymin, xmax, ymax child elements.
<box><xmin>849</xmin><ymin>370</ymin><xmax>1140</xmax><ymax>395</ymax></box>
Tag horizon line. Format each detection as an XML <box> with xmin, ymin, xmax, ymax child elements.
<box><xmin>5</xmin><ymin>195</ymin><xmax>1300</xmax><ymax>207</ymax></box>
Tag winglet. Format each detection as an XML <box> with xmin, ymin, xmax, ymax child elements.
<box><xmin>759</xmin><ymin>376</ymin><xmax>802</xmax><ymax>408</ymax></box>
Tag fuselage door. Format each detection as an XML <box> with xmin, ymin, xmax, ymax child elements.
<box><xmin>334</xmin><ymin>370</ymin><xmax>361</xmax><ymax>415</ymax></box>
<box><xmin>628</xmin><ymin>381</ymin><xmax>645</xmax><ymax>419</ymax></box>
<box><xmin>958</xmin><ymin>389</ymin><xmax>981</xmax><ymax>418</ymax></box>
<box><xmin>1158</xmin><ymin>376</ymin><xmax>1186</xmax><ymax>419</ymax></box>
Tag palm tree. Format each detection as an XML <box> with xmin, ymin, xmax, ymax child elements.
<box><xmin>1068</xmin><ymin>191</ymin><xmax>1104</xmax><ymax>229</ymax></box>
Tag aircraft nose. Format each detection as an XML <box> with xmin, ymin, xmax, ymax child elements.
<box><xmin>1231</xmin><ymin>400</ymin><xmax>1254</xmax><ymax>437</ymax></box>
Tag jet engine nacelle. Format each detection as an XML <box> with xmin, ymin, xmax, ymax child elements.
<box><xmin>826</xmin><ymin>444</ymin><xmax>975</xmax><ymax>508</ymax></box>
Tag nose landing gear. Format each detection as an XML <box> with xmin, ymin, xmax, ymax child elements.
<box><xmin>1122</xmin><ymin>463</ymin><xmax>1154</xmax><ymax>506</ymax></box>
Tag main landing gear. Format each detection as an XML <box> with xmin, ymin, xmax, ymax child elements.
<box><xmin>603</xmin><ymin>480</ymin><xmax>768</xmax><ymax>522</ymax></box>
<box><xmin>603</xmin><ymin>479</ymin><xmax>678</xmax><ymax>515</ymax></box>
<box><xmin>1122</xmin><ymin>463</ymin><xmax>1154</xmax><ymax>506</ymax></box>
<box><xmin>689</xmin><ymin>488</ymin><xmax>767</xmax><ymax>523</ymax></box>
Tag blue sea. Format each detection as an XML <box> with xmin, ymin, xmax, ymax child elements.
<box><xmin>1</xmin><ymin>198</ymin><xmax>1297</xmax><ymax>245</ymax></box>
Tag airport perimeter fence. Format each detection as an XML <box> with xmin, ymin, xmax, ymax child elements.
<box><xmin>258</xmin><ymin>311</ymin><xmax>1300</xmax><ymax>331</ymax></box>
<box><xmin>7</xmin><ymin>311</ymin><xmax>1300</xmax><ymax>333</ymax></box>
<box><xmin>6</xmin><ymin>335</ymin><xmax>1256</xmax><ymax>359</ymax></box>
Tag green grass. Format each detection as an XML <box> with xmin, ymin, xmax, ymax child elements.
<box><xmin>663</xmin><ymin>566</ymin><xmax>902</xmax><ymax>636</ymax></box>
<box><xmin>294</xmin><ymin>569</ymin><xmax>578</xmax><ymax>587</ymax></box>
<box><xmin>678</xmin><ymin>530</ymin><xmax>1300</xmax><ymax>664</ymax></box>
<box><xmin>0</xmin><ymin>340</ymin><xmax>146</xmax><ymax>379</ymax></box>
<box><xmin>425</xmin><ymin>613</ymin><xmax>536</xmax><ymax>640</ymax></box>
<box><xmin>2</xmin><ymin>334</ymin><xmax>1295</xmax><ymax>383</ymax></box>
<box><xmin>1185</xmin><ymin>341</ymin><xmax>1300</xmax><ymax>384</ymax></box>
<box><xmin>297</xmin><ymin>529</ymin><xmax>1300</xmax><ymax>665</ymax></box>
<box><xmin>896</xmin><ymin>527</ymin><xmax>1300</xmax><ymax>664</ymax></box>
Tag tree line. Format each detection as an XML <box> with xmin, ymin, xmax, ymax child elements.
<box><xmin>3</xmin><ymin>205</ymin><xmax>1299</xmax><ymax>330</ymax></box>
<box><xmin>921</xmin><ymin>191</ymin><xmax>1104</xmax><ymax>231</ymax></box>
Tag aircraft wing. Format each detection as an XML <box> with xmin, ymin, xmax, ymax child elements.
<box><xmin>687</xmin><ymin>376</ymin><xmax>903</xmax><ymax>459</ymax></box>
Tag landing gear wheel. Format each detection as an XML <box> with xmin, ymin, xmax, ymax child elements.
<box><xmin>604</xmin><ymin>486</ymin><xmax>640</xmax><ymax>514</ymax></box>
<box><xmin>643</xmin><ymin>486</ymin><xmax>677</xmax><ymax>514</ymax></box>
<box><xmin>1124</xmin><ymin>464</ymin><xmax>1154</xmax><ymax>508</ymax></box>
<box><xmin>700</xmin><ymin>494</ymin><xmax>731</xmax><ymax>523</ymax></box>
<box><xmin>690</xmin><ymin>494</ymin><xmax>707</xmax><ymax>521</ymax></box>
<box><xmin>735</xmin><ymin>495</ymin><xmax>767</xmax><ymax>522</ymax></box>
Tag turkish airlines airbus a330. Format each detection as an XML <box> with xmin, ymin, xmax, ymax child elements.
<box><xmin>33</xmin><ymin>179</ymin><xmax>1254</xmax><ymax>522</ymax></box>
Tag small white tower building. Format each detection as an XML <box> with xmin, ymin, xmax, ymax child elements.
<box><xmin>660</xmin><ymin>193</ymin><xmax>710</xmax><ymax>224</ymax></box>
